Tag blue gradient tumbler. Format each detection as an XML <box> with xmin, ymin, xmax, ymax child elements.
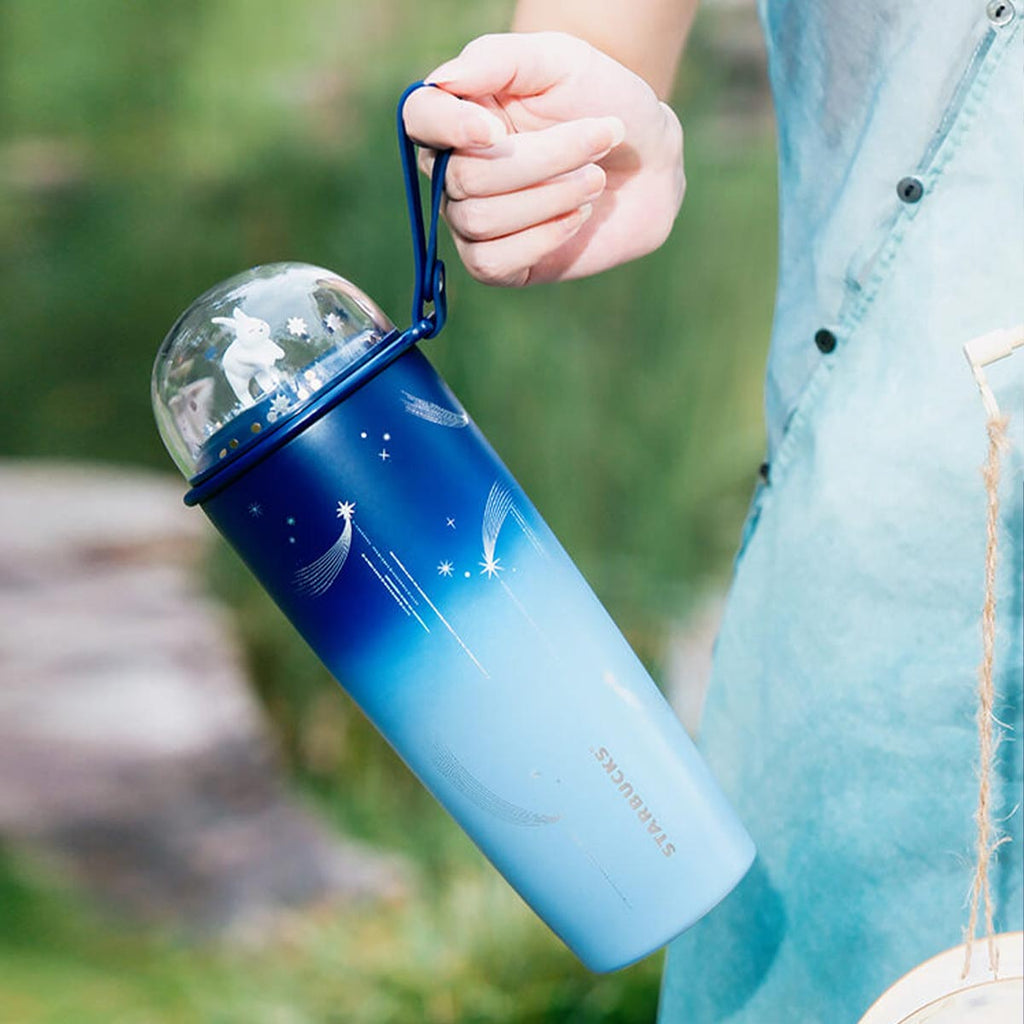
<box><xmin>150</xmin><ymin>85</ymin><xmax>754</xmax><ymax>971</ymax></box>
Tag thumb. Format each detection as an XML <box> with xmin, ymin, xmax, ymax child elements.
<box><xmin>425</xmin><ymin>32</ymin><xmax>582</xmax><ymax>99</ymax></box>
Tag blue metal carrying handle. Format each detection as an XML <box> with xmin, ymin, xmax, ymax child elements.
<box><xmin>397</xmin><ymin>81</ymin><xmax>452</xmax><ymax>341</ymax></box>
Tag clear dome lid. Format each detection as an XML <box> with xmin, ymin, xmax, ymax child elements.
<box><xmin>152</xmin><ymin>262</ymin><xmax>397</xmax><ymax>480</ymax></box>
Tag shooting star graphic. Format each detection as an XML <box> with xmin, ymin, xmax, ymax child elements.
<box><xmin>293</xmin><ymin>500</ymin><xmax>355</xmax><ymax>596</ymax></box>
<box><xmin>480</xmin><ymin>482</ymin><xmax>545</xmax><ymax>579</ymax></box>
<box><xmin>480</xmin><ymin>482</ymin><xmax>513</xmax><ymax>578</ymax></box>
<box><xmin>390</xmin><ymin>550</ymin><xmax>489</xmax><ymax>678</ymax></box>
<box><xmin>401</xmin><ymin>390</ymin><xmax>470</xmax><ymax>428</ymax></box>
<box><xmin>479</xmin><ymin>482</ymin><xmax>554</xmax><ymax>649</ymax></box>
<box><xmin>354</xmin><ymin>523</ymin><xmax>429</xmax><ymax>631</ymax></box>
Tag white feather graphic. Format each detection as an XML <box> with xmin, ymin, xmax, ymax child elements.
<box><xmin>294</xmin><ymin>503</ymin><xmax>354</xmax><ymax>596</ymax></box>
<box><xmin>401</xmin><ymin>391</ymin><xmax>470</xmax><ymax>428</ymax></box>
<box><xmin>432</xmin><ymin>742</ymin><xmax>560</xmax><ymax>826</ymax></box>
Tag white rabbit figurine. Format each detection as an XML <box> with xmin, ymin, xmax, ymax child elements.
<box><xmin>211</xmin><ymin>307</ymin><xmax>285</xmax><ymax>407</ymax></box>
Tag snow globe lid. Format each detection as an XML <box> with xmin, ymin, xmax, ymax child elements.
<box><xmin>152</xmin><ymin>262</ymin><xmax>398</xmax><ymax>481</ymax></box>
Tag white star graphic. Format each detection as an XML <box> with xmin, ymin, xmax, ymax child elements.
<box><xmin>267</xmin><ymin>394</ymin><xmax>291</xmax><ymax>422</ymax></box>
<box><xmin>438</xmin><ymin>561</ymin><xmax>453</xmax><ymax>577</ymax></box>
<box><xmin>479</xmin><ymin>556</ymin><xmax>503</xmax><ymax>579</ymax></box>
<box><xmin>248</xmin><ymin>502</ymin><xmax>263</xmax><ymax>517</ymax></box>
<box><xmin>336</xmin><ymin>500</ymin><xmax>356</xmax><ymax>520</ymax></box>
<box><xmin>287</xmin><ymin>316</ymin><xmax>308</xmax><ymax>337</ymax></box>
<box><xmin>446</xmin><ymin>517</ymin><xmax>456</xmax><ymax>529</ymax></box>
<box><xmin>324</xmin><ymin>312</ymin><xmax>343</xmax><ymax>333</ymax></box>
<box><xmin>378</xmin><ymin>448</ymin><xmax>390</xmax><ymax>461</ymax></box>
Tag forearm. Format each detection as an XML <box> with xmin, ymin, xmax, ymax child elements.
<box><xmin>512</xmin><ymin>0</ymin><xmax>698</xmax><ymax>99</ymax></box>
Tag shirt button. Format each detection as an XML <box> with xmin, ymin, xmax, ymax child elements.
<box><xmin>758</xmin><ymin>461</ymin><xmax>771</xmax><ymax>484</ymax></box>
<box><xmin>815</xmin><ymin>328</ymin><xmax>837</xmax><ymax>354</ymax></box>
<box><xmin>987</xmin><ymin>0</ymin><xmax>1015</xmax><ymax>27</ymax></box>
<box><xmin>897</xmin><ymin>176</ymin><xmax>924</xmax><ymax>203</ymax></box>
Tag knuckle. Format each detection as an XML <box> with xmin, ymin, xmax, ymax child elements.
<box><xmin>452</xmin><ymin>200</ymin><xmax>495</xmax><ymax>242</ymax></box>
<box><xmin>535</xmin><ymin>29</ymin><xmax>587</xmax><ymax>60</ymax></box>
<box><xmin>549</xmin><ymin>30</ymin><xmax>586</xmax><ymax>53</ymax></box>
<box><xmin>444</xmin><ymin>160</ymin><xmax>476</xmax><ymax>201</ymax></box>
<box><xmin>462</xmin><ymin>33</ymin><xmax>501</xmax><ymax>57</ymax></box>
<box><xmin>461</xmin><ymin>243</ymin><xmax>520</xmax><ymax>287</ymax></box>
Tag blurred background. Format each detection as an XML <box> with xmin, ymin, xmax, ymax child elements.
<box><xmin>0</xmin><ymin>0</ymin><xmax>776</xmax><ymax>1021</ymax></box>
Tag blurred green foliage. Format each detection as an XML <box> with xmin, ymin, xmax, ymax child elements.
<box><xmin>0</xmin><ymin>0</ymin><xmax>776</xmax><ymax>1020</ymax></box>
<box><xmin>1</xmin><ymin>845</ymin><xmax>666</xmax><ymax>1024</ymax></box>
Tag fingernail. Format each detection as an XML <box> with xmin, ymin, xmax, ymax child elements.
<box><xmin>581</xmin><ymin>165</ymin><xmax>606</xmax><ymax>201</ymax></box>
<box><xmin>590</xmin><ymin>118</ymin><xmax>626</xmax><ymax>161</ymax></box>
<box><xmin>577</xmin><ymin>203</ymin><xmax>594</xmax><ymax>225</ymax></box>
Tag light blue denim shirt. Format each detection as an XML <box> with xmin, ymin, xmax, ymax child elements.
<box><xmin>762</xmin><ymin>0</ymin><xmax>1022</xmax><ymax>455</ymax></box>
<box><xmin>661</xmin><ymin>2</ymin><xmax>1022</xmax><ymax>1020</ymax></box>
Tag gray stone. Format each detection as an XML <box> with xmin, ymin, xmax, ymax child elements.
<box><xmin>0</xmin><ymin>460</ymin><xmax>408</xmax><ymax>940</ymax></box>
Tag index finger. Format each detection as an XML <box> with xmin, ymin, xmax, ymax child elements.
<box><xmin>401</xmin><ymin>85</ymin><xmax>508</xmax><ymax>151</ymax></box>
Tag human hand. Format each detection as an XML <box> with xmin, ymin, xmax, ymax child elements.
<box><xmin>401</xmin><ymin>32</ymin><xmax>685</xmax><ymax>287</ymax></box>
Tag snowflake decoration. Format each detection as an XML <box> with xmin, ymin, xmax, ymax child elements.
<box><xmin>248</xmin><ymin>502</ymin><xmax>263</xmax><ymax>518</ymax></box>
<box><xmin>287</xmin><ymin>316</ymin><xmax>308</xmax><ymax>337</ymax></box>
<box><xmin>479</xmin><ymin>556</ymin><xmax>503</xmax><ymax>579</ymax></box>
<box><xmin>267</xmin><ymin>394</ymin><xmax>291</xmax><ymax>422</ymax></box>
<box><xmin>336</xmin><ymin>500</ymin><xmax>356</xmax><ymax>521</ymax></box>
<box><xmin>324</xmin><ymin>312</ymin><xmax>344</xmax><ymax>333</ymax></box>
<box><xmin>438</xmin><ymin>561</ymin><xmax>454</xmax><ymax>577</ymax></box>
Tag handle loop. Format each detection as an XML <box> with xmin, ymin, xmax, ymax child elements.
<box><xmin>397</xmin><ymin>81</ymin><xmax>452</xmax><ymax>341</ymax></box>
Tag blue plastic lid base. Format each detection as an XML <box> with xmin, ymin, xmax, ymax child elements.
<box><xmin>191</xmin><ymin>329</ymin><xmax>389</xmax><ymax>477</ymax></box>
<box><xmin>184</xmin><ymin>325</ymin><xmax>420</xmax><ymax>506</ymax></box>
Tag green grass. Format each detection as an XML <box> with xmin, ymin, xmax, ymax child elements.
<box><xmin>0</xmin><ymin>1</ymin><xmax>776</xmax><ymax>1019</ymax></box>
<box><xmin>0</xmin><ymin>848</ymin><xmax>664</xmax><ymax>1024</ymax></box>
